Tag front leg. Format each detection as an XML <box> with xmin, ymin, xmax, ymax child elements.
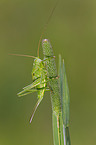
<box><xmin>17</xmin><ymin>88</ymin><xmax>37</xmax><ymax>97</ymax></box>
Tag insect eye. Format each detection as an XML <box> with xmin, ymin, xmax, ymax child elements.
<box><xmin>33</xmin><ymin>73</ymin><xmax>35</xmax><ymax>76</ymax></box>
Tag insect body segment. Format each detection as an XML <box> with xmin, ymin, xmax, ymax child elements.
<box><xmin>32</xmin><ymin>58</ymin><xmax>47</xmax><ymax>88</ymax></box>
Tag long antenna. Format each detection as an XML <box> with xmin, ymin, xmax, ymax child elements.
<box><xmin>9</xmin><ymin>53</ymin><xmax>36</xmax><ymax>59</ymax></box>
<box><xmin>37</xmin><ymin>0</ymin><xmax>59</xmax><ymax>57</ymax></box>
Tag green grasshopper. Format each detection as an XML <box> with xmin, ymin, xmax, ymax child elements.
<box><xmin>11</xmin><ymin>39</ymin><xmax>71</xmax><ymax>145</ymax></box>
<box><xmin>42</xmin><ymin>39</ymin><xmax>71</xmax><ymax>145</ymax></box>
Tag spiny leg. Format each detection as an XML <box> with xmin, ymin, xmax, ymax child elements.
<box><xmin>30</xmin><ymin>89</ymin><xmax>45</xmax><ymax>123</ymax></box>
<box><xmin>17</xmin><ymin>89</ymin><xmax>37</xmax><ymax>97</ymax></box>
<box><xmin>23</xmin><ymin>78</ymin><xmax>42</xmax><ymax>90</ymax></box>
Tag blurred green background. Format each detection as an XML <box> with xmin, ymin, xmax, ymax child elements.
<box><xmin>0</xmin><ymin>0</ymin><xmax>96</xmax><ymax>145</ymax></box>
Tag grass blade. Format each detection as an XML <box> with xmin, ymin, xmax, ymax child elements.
<box><xmin>58</xmin><ymin>55</ymin><xmax>71</xmax><ymax>145</ymax></box>
<box><xmin>52</xmin><ymin>112</ymin><xmax>60</xmax><ymax>145</ymax></box>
